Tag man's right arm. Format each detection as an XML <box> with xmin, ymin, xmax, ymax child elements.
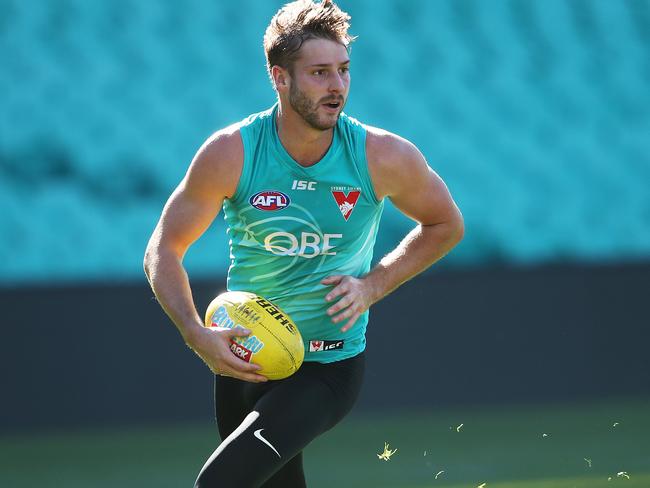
<box><xmin>143</xmin><ymin>125</ymin><xmax>267</xmax><ymax>383</ymax></box>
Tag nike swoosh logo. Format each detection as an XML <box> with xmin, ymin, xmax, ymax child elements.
<box><xmin>253</xmin><ymin>428</ymin><xmax>281</xmax><ymax>458</ymax></box>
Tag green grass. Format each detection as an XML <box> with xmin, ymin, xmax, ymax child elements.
<box><xmin>1</xmin><ymin>398</ymin><xmax>648</xmax><ymax>487</ymax></box>
<box><xmin>407</xmin><ymin>474</ymin><xmax>650</xmax><ymax>488</ymax></box>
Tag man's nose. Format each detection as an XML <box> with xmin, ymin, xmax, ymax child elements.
<box><xmin>329</xmin><ymin>73</ymin><xmax>345</xmax><ymax>92</ymax></box>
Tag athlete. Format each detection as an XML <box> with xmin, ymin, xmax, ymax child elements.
<box><xmin>144</xmin><ymin>0</ymin><xmax>464</xmax><ymax>486</ymax></box>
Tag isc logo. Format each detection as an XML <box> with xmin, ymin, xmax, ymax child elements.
<box><xmin>250</xmin><ymin>191</ymin><xmax>290</xmax><ymax>211</ymax></box>
<box><xmin>292</xmin><ymin>180</ymin><xmax>316</xmax><ymax>191</ymax></box>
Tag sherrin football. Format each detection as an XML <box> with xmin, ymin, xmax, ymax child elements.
<box><xmin>204</xmin><ymin>291</ymin><xmax>304</xmax><ymax>380</ymax></box>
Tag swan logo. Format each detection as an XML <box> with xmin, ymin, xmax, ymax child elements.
<box><xmin>331</xmin><ymin>189</ymin><xmax>361</xmax><ymax>221</ymax></box>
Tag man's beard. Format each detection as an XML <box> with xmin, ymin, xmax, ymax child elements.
<box><xmin>289</xmin><ymin>82</ymin><xmax>344</xmax><ymax>131</ymax></box>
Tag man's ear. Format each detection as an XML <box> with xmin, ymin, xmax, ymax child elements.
<box><xmin>272</xmin><ymin>65</ymin><xmax>289</xmax><ymax>90</ymax></box>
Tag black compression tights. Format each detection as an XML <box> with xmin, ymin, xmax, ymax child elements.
<box><xmin>194</xmin><ymin>353</ymin><xmax>365</xmax><ymax>488</ymax></box>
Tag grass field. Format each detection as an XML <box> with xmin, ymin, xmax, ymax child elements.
<box><xmin>1</xmin><ymin>398</ymin><xmax>648</xmax><ymax>487</ymax></box>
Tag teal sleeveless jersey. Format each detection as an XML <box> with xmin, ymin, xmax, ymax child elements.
<box><xmin>223</xmin><ymin>104</ymin><xmax>384</xmax><ymax>363</ymax></box>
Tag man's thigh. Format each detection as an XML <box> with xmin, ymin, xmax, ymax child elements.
<box><xmin>196</xmin><ymin>374</ymin><xmax>337</xmax><ymax>488</ymax></box>
<box><xmin>197</xmin><ymin>354</ymin><xmax>365</xmax><ymax>488</ymax></box>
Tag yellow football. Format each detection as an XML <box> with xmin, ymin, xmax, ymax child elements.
<box><xmin>204</xmin><ymin>291</ymin><xmax>304</xmax><ymax>380</ymax></box>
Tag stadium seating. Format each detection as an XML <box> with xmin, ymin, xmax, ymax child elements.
<box><xmin>1</xmin><ymin>0</ymin><xmax>648</xmax><ymax>283</ymax></box>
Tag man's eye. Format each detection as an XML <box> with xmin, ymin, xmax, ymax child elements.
<box><xmin>340</xmin><ymin>67</ymin><xmax>349</xmax><ymax>74</ymax></box>
<box><xmin>314</xmin><ymin>70</ymin><xmax>325</xmax><ymax>76</ymax></box>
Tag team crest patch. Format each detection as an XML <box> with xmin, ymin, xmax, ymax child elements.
<box><xmin>331</xmin><ymin>187</ymin><xmax>361</xmax><ymax>221</ymax></box>
<box><xmin>309</xmin><ymin>340</ymin><xmax>345</xmax><ymax>352</ymax></box>
<box><xmin>250</xmin><ymin>190</ymin><xmax>290</xmax><ymax>211</ymax></box>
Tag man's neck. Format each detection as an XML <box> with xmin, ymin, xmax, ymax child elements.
<box><xmin>276</xmin><ymin>104</ymin><xmax>334</xmax><ymax>167</ymax></box>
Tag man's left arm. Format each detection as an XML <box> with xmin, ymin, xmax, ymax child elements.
<box><xmin>322</xmin><ymin>129</ymin><xmax>464</xmax><ymax>332</ymax></box>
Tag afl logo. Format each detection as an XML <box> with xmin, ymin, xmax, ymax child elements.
<box><xmin>249</xmin><ymin>190</ymin><xmax>291</xmax><ymax>211</ymax></box>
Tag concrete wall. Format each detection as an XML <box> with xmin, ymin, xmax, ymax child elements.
<box><xmin>2</xmin><ymin>262</ymin><xmax>649</xmax><ymax>432</ymax></box>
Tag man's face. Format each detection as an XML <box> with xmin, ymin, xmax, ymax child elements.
<box><xmin>287</xmin><ymin>38</ymin><xmax>350</xmax><ymax>131</ymax></box>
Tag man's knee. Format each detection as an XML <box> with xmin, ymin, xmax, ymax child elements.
<box><xmin>194</xmin><ymin>465</ymin><xmax>232</xmax><ymax>488</ymax></box>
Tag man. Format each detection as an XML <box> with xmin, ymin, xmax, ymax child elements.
<box><xmin>144</xmin><ymin>0</ymin><xmax>464</xmax><ymax>486</ymax></box>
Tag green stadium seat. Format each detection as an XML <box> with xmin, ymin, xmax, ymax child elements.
<box><xmin>0</xmin><ymin>0</ymin><xmax>648</xmax><ymax>283</ymax></box>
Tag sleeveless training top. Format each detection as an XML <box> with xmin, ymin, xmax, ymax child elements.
<box><xmin>223</xmin><ymin>104</ymin><xmax>384</xmax><ymax>363</ymax></box>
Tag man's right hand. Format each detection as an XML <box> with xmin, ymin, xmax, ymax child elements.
<box><xmin>186</xmin><ymin>326</ymin><xmax>268</xmax><ymax>383</ymax></box>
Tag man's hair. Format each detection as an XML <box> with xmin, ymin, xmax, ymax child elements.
<box><xmin>264</xmin><ymin>0</ymin><xmax>355</xmax><ymax>78</ymax></box>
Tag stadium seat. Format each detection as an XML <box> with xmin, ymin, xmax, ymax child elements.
<box><xmin>1</xmin><ymin>0</ymin><xmax>648</xmax><ymax>283</ymax></box>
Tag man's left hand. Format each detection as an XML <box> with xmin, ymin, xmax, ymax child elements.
<box><xmin>322</xmin><ymin>275</ymin><xmax>375</xmax><ymax>333</ymax></box>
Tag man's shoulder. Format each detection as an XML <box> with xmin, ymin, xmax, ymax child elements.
<box><xmin>337</xmin><ymin>114</ymin><xmax>419</xmax><ymax>159</ymax></box>
<box><xmin>187</xmin><ymin>123</ymin><xmax>244</xmax><ymax>199</ymax></box>
<box><xmin>363</xmin><ymin>125</ymin><xmax>428</xmax><ymax>200</ymax></box>
<box><xmin>238</xmin><ymin>105</ymin><xmax>275</xmax><ymax>134</ymax></box>
<box><xmin>200</xmin><ymin>122</ymin><xmax>243</xmax><ymax>161</ymax></box>
<box><xmin>194</xmin><ymin>105</ymin><xmax>275</xmax><ymax>185</ymax></box>
<box><xmin>364</xmin><ymin>125</ymin><xmax>422</xmax><ymax>167</ymax></box>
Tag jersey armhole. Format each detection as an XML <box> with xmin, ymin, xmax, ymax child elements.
<box><xmin>356</xmin><ymin>126</ymin><xmax>381</xmax><ymax>206</ymax></box>
<box><xmin>228</xmin><ymin>126</ymin><xmax>253</xmax><ymax>204</ymax></box>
